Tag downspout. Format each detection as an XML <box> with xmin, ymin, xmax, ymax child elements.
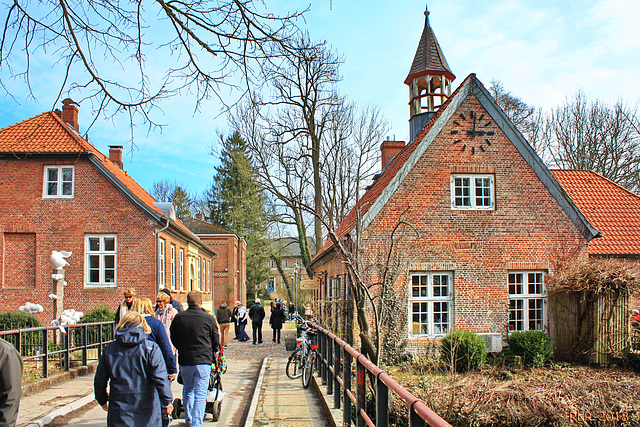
<box><xmin>211</xmin><ymin>252</ymin><xmax>218</xmax><ymax>315</ymax></box>
<box><xmin>155</xmin><ymin>216</ymin><xmax>170</xmax><ymax>295</ymax></box>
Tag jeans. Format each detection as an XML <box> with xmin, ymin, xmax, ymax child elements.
<box><xmin>180</xmin><ymin>364</ymin><xmax>211</xmax><ymax>427</ymax></box>
<box><xmin>239</xmin><ymin>323</ymin><xmax>249</xmax><ymax>341</ymax></box>
<box><xmin>252</xmin><ymin>321</ymin><xmax>263</xmax><ymax>344</ymax></box>
<box><xmin>272</xmin><ymin>328</ymin><xmax>281</xmax><ymax>342</ymax></box>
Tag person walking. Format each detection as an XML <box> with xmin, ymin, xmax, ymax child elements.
<box><xmin>0</xmin><ymin>338</ymin><xmax>23</xmax><ymax>426</ymax></box>
<box><xmin>288</xmin><ymin>301</ymin><xmax>295</xmax><ymax>321</ymax></box>
<box><xmin>156</xmin><ymin>291</ymin><xmax>178</xmax><ymax>351</ymax></box>
<box><xmin>269</xmin><ymin>302</ymin><xmax>286</xmax><ymax>343</ymax></box>
<box><xmin>232</xmin><ymin>301</ymin><xmax>241</xmax><ymax>340</ymax></box>
<box><xmin>132</xmin><ymin>298</ymin><xmax>177</xmax><ymax>380</ymax></box>
<box><xmin>236</xmin><ymin>302</ymin><xmax>250</xmax><ymax>341</ymax></box>
<box><xmin>216</xmin><ymin>301</ymin><xmax>232</xmax><ymax>348</ymax></box>
<box><xmin>170</xmin><ymin>291</ymin><xmax>220</xmax><ymax>427</ymax></box>
<box><xmin>94</xmin><ymin>311</ymin><xmax>173</xmax><ymax>427</ymax></box>
<box><xmin>248</xmin><ymin>298</ymin><xmax>265</xmax><ymax>345</ymax></box>
<box><xmin>159</xmin><ymin>288</ymin><xmax>184</xmax><ymax>313</ymax></box>
<box><xmin>114</xmin><ymin>288</ymin><xmax>136</xmax><ymax>324</ymax></box>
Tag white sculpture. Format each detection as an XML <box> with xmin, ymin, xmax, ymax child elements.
<box><xmin>50</xmin><ymin>251</ymin><xmax>72</xmax><ymax>269</ymax></box>
<box><xmin>51</xmin><ymin>308</ymin><xmax>84</xmax><ymax>326</ymax></box>
<box><xmin>49</xmin><ymin>293</ymin><xmax>58</xmax><ymax>300</ymax></box>
<box><xmin>19</xmin><ymin>302</ymin><xmax>44</xmax><ymax>314</ymax></box>
<box><xmin>52</xmin><ymin>273</ymin><xmax>64</xmax><ymax>281</ymax></box>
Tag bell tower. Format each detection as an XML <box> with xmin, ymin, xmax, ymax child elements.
<box><xmin>405</xmin><ymin>4</ymin><xmax>455</xmax><ymax>142</ymax></box>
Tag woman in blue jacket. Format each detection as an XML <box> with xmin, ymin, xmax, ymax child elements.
<box><xmin>132</xmin><ymin>297</ymin><xmax>177</xmax><ymax>379</ymax></box>
<box><xmin>94</xmin><ymin>311</ymin><xmax>173</xmax><ymax>426</ymax></box>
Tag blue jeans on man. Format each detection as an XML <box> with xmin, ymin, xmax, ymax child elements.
<box><xmin>239</xmin><ymin>323</ymin><xmax>250</xmax><ymax>341</ymax></box>
<box><xmin>180</xmin><ymin>364</ymin><xmax>211</xmax><ymax>427</ymax></box>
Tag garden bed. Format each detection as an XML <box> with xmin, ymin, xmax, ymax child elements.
<box><xmin>387</xmin><ymin>359</ymin><xmax>640</xmax><ymax>426</ymax></box>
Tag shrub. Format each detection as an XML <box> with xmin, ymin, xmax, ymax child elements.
<box><xmin>440</xmin><ymin>330</ymin><xmax>487</xmax><ymax>372</ymax></box>
<box><xmin>80</xmin><ymin>305</ymin><xmax>115</xmax><ymax>323</ymax></box>
<box><xmin>507</xmin><ymin>330</ymin><xmax>553</xmax><ymax>367</ymax></box>
<box><xmin>0</xmin><ymin>311</ymin><xmax>42</xmax><ymax>331</ymax></box>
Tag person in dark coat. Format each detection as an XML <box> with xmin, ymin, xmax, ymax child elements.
<box><xmin>269</xmin><ymin>302</ymin><xmax>286</xmax><ymax>343</ymax></box>
<box><xmin>232</xmin><ymin>301</ymin><xmax>241</xmax><ymax>339</ymax></box>
<box><xmin>170</xmin><ymin>291</ymin><xmax>220</xmax><ymax>427</ymax></box>
<box><xmin>288</xmin><ymin>301</ymin><xmax>295</xmax><ymax>321</ymax></box>
<box><xmin>158</xmin><ymin>288</ymin><xmax>184</xmax><ymax>313</ymax></box>
<box><xmin>94</xmin><ymin>312</ymin><xmax>173</xmax><ymax>427</ymax></box>
<box><xmin>132</xmin><ymin>298</ymin><xmax>177</xmax><ymax>379</ymax></box>
<box><xmin>216</xmin><ymin>301</ymin><xmax>232</xmax><ymax>348</ymax></box>
<box><xmin>248</xmin><ymin>298</ymin><xmax>265</xmax><ymax>345</ymax></box>
<box><xmin>0</xmin><ymin>338</ymin><xmax>23</xmax><ymax>426</ymax></box>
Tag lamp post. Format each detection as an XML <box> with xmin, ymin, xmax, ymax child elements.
<box><xmin>293</xmin><ymin>266</ymin><xmax>299</xmax><ymax>315</ymax></box>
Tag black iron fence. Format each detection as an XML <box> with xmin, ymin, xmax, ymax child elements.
<box><xmin>0</xmin><ymin>321</ymin><xmax>115</xmax><ymax>379</ymax></box>
<box><xmin>312</xmin><ymin>323</ymin><xmax>451</xmax><ymax>427</ymax></box>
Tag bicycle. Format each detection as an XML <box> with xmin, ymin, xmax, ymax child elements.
<box><xmin>285</xmin><ymin>315</ymin><xmax>318</xmax><ymax>388</ymax></box>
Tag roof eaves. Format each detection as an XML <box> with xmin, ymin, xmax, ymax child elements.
<box><xmin>470</xmin><ymin>80</ymin><xmax>601</xmax><ymax>242</ymax></box>
<box><xmin>87</xmin><ymin>154</ymin><xmax>163</xmax><ymax>222</ymax></box>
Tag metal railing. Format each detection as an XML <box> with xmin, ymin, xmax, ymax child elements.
<box><xmin>312</xmin><ymin>323</ymin><xmax>451</xmax><ymax>427</ymax></box>
<box><xmin>0</xmin><ymin>321</ymin><xmax>115</xmax><ymax>379</ymax></box>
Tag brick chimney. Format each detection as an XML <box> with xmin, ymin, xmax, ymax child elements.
<box><xmin>109</xmin><ymin>146</ymin><xmax>124</xmax><ymax>169</ymax></box>
<box><xmin>61</xmin><ymin>98</ymin><xmax>79</xmax><ymax>131</ymax></box>
<box><xmin>380</xmin><ymin>139</ymin><xmax>405</xmax><ymax>170</ymax></box>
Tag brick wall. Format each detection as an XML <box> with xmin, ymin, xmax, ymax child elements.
<box><xmin>1</xmin><ymin>156</ymin><xmax>165</xmax><ymax>323</ymax></box>
<box><xmin>313</xmin><ymin>95</ymin><xmax>590</xmax><ymax>353</ymax></box>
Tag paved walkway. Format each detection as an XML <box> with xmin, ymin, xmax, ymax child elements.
<box><xmin>14</xmin><ymin>319</ymin><xmax>334</xmax><ymax>427</ymax></box>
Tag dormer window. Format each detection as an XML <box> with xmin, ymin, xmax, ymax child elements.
<box><xmin>43</xmin><ymin>166</ymin><xmax>74</xmax><ymax>198</ymax></box>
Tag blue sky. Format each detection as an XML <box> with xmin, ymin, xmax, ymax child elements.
<box><xmin>1</xmin><ymin>0</ymin><xmax>639</xmax><ymax>197</ymax></box>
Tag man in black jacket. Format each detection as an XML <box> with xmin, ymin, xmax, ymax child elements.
<box><xmin>248</xmin><ymin>298</ymin><xmax>265</xmax><ymax>345</ymax></box>
<box><xmin>170</xmin><ymin>291</ymin><xmax>219</xmax><ymax>427</ymax></box>
<box><xmin>0</xmin><ymin>338</ymin><xmax>23</xmax><ymax>426</ymax></box>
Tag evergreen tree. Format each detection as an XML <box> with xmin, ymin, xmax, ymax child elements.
<box><xmin>208</xmin><ymin>132</ymin><xmax>270</xmax><ymax>299</ymax></box>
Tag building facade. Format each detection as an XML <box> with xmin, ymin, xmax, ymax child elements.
<box><xmin>0</xmin><ymin>101</ymin><xmax>216</xmax><ymax>322</ymax></box>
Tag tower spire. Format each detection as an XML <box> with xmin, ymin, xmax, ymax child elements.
<box><xmin>406</xmin><ymin>5</ymin><xmax>455</xmax><ymax>142</ymax></box>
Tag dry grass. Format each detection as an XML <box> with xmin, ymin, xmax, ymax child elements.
<box><xmin>387</xmin><ymin>360</ymin><xmax>640</xmax><ymax>426</ymax></box>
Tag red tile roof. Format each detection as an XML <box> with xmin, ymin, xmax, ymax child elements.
<box><xmin>0</xmin><ymin>110</ymin><xmax>199</xmax><ymax>240</ymax></box>
<box><xmin>551</xmin><ymin>170</ymin><xmax>640</xmax><ymax>255</ymax></box>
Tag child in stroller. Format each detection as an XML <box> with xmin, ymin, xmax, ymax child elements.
<box><xmin>172</xmin><ymin>346</ymin><xmax>226</xmax><ymax>422</ymax></box>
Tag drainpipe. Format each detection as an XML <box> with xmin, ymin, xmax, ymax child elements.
<box><xmin>211</xmin><ymin>252</ymin><xmax>218</xmax><ymax>315</ymax></box>
<box><xmin>155</xmin><ymin>216</ymin><xmax>170</xmax><ymax>295</ymax></box>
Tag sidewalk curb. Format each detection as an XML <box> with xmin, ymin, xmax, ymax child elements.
<box><xmin>243</xmin><ymin>356</ymin><xmax>269</xmax><ymax>427</ymax></box>
<box><xmin>23</xmin><ymin>393</ymin><xmax>95</xmax><ymax>427</ymax></box>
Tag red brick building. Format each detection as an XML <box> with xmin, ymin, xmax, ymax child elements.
<box><xmin>181</xmin><ymin>216</ymin><xmax>247</xmax><ymax>308</ymax></box>
<box><xmin>309</xmin><ymin>10</ymin><xmax>614</xmax><ymax>353</ymax></box>
<box><xmin>0</xmin><ymin>101</ymin><xmax>217</xmax><ymax>323</ymax></box>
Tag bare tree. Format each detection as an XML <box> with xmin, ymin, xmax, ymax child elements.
<box><xmin>489</xmin><ymin>80</ymin><xmax>543</xmax><ymax>155</ymax></box>
<box><xmin>544</xmin><ymin>92</ymin><xmax>640</xmax><ymax>192</ymax></box>
<box><xmin>150</xmin><ymin>179</ymin><xmax>194</xmax><ymax>219</ymax></box>
<box><xmin>0</xmin><ymin>1</ymin><xmax>306</xmax><ymax>137</ymax></box>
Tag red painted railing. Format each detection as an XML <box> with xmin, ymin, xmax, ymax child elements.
<box><xmin>312</xmin><ymin>323</ymin><xmax>451</xmax><ymax>427</ymax></box>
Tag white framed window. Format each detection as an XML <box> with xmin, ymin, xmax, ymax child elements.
<box><xmin>508</xmin><ymin>271</ymin><xmax>546</xmax><ymax>332</ymax></box>
<box><xmin>201</xmin><ymin>258</ymin><xmax>205</xmax><ymax>291</ymax></box>
<box><xmin>409</xmin><ymin>272</ymin><xmax>453</xmax><ymax>337</ymax></box>
<box><xmin>85</xmin><ymin>235</ymin><xmax>117</xmax><ymax>287</ymax></box>
<box><xmin>329</xmin><ymin>277</ymin><xmax>342</xmax><ymax>299</ymax></box>
<box><xmin>170</xmin><ymin>245</ymin><xmax>176</xmax><ymax>290</ymax></box>
<box><xmin>196</xmin><ymin>258</ymin><xmax>201</xmax><ymax>291</ymax></box>
<box><xmin>450</xmin><ymin>174</ymin><xmax>494</xmax><ymax>210</ymax></box>
<box><xmin>207</xmin><ymin>260</ymin><xmax>211</xmax><ymax>292</ymax></box>
<box><xmin>268</xmin><ymin>259</ymin><xmax>275</xmax><ymax>269</ymax></box>
<box><xmin>43</xmin><ymin>166</ymin><xmax>74</xmax><ymax>198</ymax></box>
<box><xmin>179</xmin><ymin>248</ymin><xmax>185</xmax><ymax>291</ymax></box>
<box><xmin>158</xmin><ymin>239</ymin><xmax>165</xmax><ymax>287</ymax></box>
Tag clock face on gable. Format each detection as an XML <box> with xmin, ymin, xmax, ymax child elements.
<box><xmin>449</xmin><ymin>110</ymin><xmax>495</xmax><ymax>154</ymax></box>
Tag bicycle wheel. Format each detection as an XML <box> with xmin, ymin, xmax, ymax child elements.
<box><xmin>286</xmin><ymin>348</ymin><xmax>303</xmax><ymax>379</ymax></box>
<box><xmin>301</xmin><ymin>350</ymin><xmax>314</xmax><ymax>389</ymax></box>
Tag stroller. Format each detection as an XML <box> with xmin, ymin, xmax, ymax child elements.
<box><xmin>172</xmin><ymin>347</ymin><xmax>226</xmax><ymax>422</ymax></box>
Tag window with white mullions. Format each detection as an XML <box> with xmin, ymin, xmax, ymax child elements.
<box><xmin>85</xmin><ymin>235</ymin><xmax>117</xmax><ymax>287</ymax></box>
<box><xmin>409</xmin><ymin>272</ymin><xmax>453</xmax><ymax>337</ymax></box>
<box><xmin>508</xmin><ymin>272</ymin><xmax>546</xmax><ymax>332</ymax></box>
<box><xmin>451</xmin><ymin>174</ymin><xmax>494</xmax><ymax>210</ymax></box>
<box><xmin>43</xmin><ymin>166</ymin><xmax>74</xmax><ymax>198</ymax></box>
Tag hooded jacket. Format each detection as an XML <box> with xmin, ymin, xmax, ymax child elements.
<box><xmin>94</xmin><ymin>326</ymin><xmax>173</xmax><ymax>426</ymax></box>
<box><xmin>216</xmin><ymin>302</ymin><xmax>232</xmax><ymax>325</ymax></box>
